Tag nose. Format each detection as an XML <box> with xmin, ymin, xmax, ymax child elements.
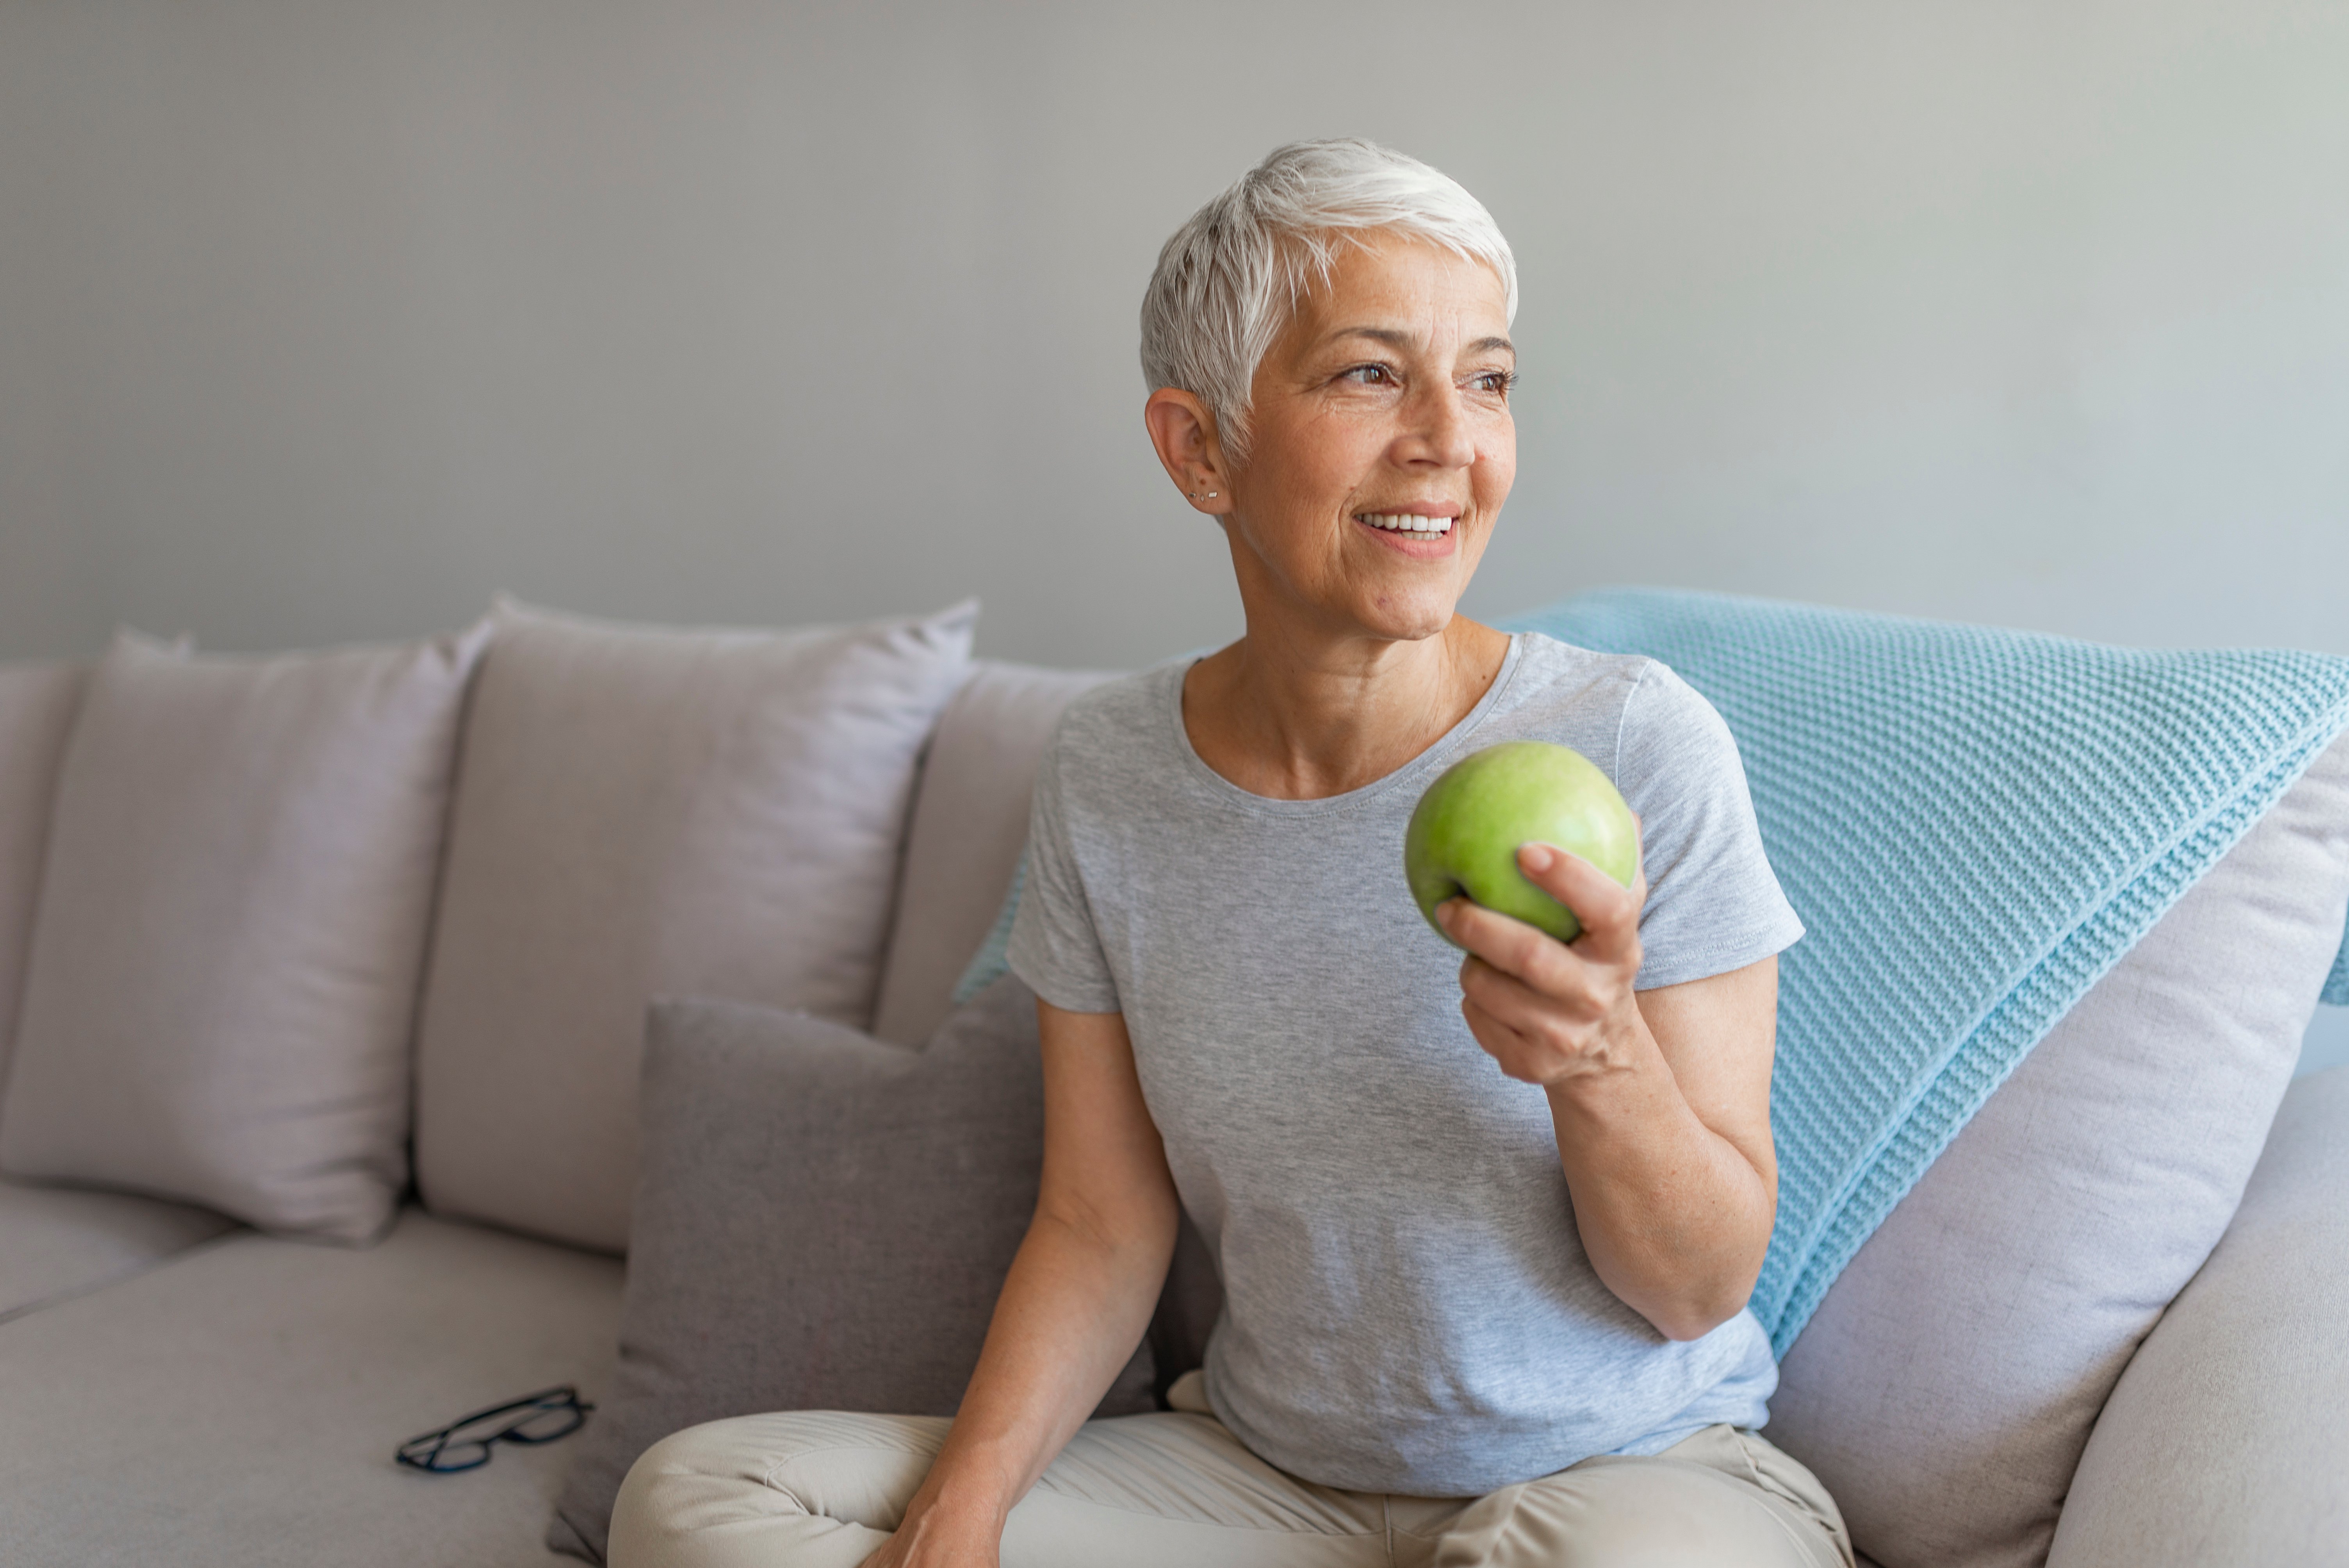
<box><xmin>1399</xmin><ymin>380</ymin><xmax>1477</xmax><ymax>471</ymax></box>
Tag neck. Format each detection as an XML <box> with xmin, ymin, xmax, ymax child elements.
<box><xmin>1182</xmin><ymin>610</ymin><xmax>1511</xmax><ymax>800</ymax></box>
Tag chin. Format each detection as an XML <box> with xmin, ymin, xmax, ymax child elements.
<box><xmin>1357</xmin><ymin>595</ymin><xmax>1460</xmax><ymax>645</ymax></box>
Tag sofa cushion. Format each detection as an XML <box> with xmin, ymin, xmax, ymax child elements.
<box><xmin>547</xmin><ymin>976</ymin><xmax>1156</xmax><ymax>1563</ymax></box>
<box><xmin>0</xmin><ymin>663</ymin><xmax>85</xmax><ymax>1084</ymax></box>
<box><xmin>0</xmin><ymin>629</ymin><xmax>488</xmax><ymax>1241</ymax></box>
<box><xmin>870</xmin><ymin>662</ymin><xmax>1116</xmax><ymax>1046</ymax></box>
<box><xmin>1766</xmin><ymin>733</ymin><xmax>2349</xmax><ymax>1568</ymax></box>
<box><xmin>0</xmin><ymin>1209</ymin><xmax>623</xmax><ymax>1568</ymax></box>
<box><xmin>2043</xmin><ymin>1066</ymin><xmax>2349</xmax><ymax>1568</ymax></box>
<box><xmin>0</xmin><ymin>1176</ymin><xmax>234</xmax><ymax>1321</ymax></box>
<box><xmin>414</xmin><ymin>600</ymin><xmax>975</xmax><ymax>1254</ymax></box>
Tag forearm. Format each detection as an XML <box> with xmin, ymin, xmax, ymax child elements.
<box><xmin>898</xmin><ymin>1198</ymin><xmax>1175</xmax><ymax>1536</ymax></box>
<box><xmin>1545</xmin><ymin>1012</ymin><xmax>1774</xmax><ymax>1341</ymax></box>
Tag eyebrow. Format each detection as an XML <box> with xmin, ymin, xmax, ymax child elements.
<box><xmin>1328</xmin><ymin>327</ymin><xmax>1517</xmax><ymax>357</ymax></box>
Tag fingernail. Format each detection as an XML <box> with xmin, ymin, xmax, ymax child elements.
<box><xmin>1518</xmin><ymin>843</ymin><xmax>1555</xmax><ymax>872</ymax></box>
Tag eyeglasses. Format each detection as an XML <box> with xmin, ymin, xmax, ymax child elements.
<box><xmin>395</xmin><ymin>1385</ymin><xmax>595</xmax><ymax>1474</ymax></box>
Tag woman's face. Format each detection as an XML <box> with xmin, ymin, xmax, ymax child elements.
<box><xmin>1221</xmin><ymin>236</ymin><xmax>1517</xmax><ymax>646</ymax></box>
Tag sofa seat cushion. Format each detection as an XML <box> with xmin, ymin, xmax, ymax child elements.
<box><xmin>0</xmin><ymin>1208</ymin><xmax>622</xmax><ymax>1567</ymax></box>
<box><xmin>0</xmin><ymin>1176</ymin><xmax>234</xmax><ymax>1321</ymax></box>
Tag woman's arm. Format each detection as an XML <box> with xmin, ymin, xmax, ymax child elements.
<box><xmin>862</xmin><ymin>1001</ymin><xmax>1181</xmax><ymax>1568</ymax></box>
<box><xmin>1436</xmin><ymin>843</ymin><xmax>1778</xmax><ymax>1342</ymax></box>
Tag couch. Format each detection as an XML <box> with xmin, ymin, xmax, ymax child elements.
<box><xmin>0</xmin><ymin>596</ymin><xmax>2343</xmax><ymax>1568</ymax></box>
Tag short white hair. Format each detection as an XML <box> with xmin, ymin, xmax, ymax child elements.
<box><xmin>1139</xmin><ymin>139</ymin><xmax>1518</xmax><ymax>465</ymax></box>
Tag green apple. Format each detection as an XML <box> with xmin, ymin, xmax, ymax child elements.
<box><xmin>1404</xmin><ymin>740</ymin><xmax>1639</xmax><ymax>945</ymax></box>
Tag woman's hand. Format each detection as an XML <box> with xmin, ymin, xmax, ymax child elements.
<box><xmin>856</xmin><ymin>1495</ymin><xmax>1003</xmax><ymax>1568</ymax></box>
<box><xmin>1436</xmin><ymin>837</ymin><xmax>1781</xmax><ymax>1342</ymax></box>
<box><xmin>1435</xmin><ymin>841</ymin><xmax>1649</xmax><ymax>1085</ymax></box>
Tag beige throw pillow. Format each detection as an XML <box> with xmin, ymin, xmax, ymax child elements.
<box><xmin>0</xmin><ymin>663</ymin><xmax>86</xmax><ymax>1086</ymax></box>
<box><xmin>868</xmin><ymin>662</ymin><xmax>1116</xmax><ymax>1046</ymax></box>
<box><xmin>1766</xmin><ymin>733</ymin><xmax>2349</xmax><ymax>1568</ymax></box>
<box><xmin>0</xmin><ymin>628</ymin><xmax>489</xmax><ymax>1241</ymax></box>
<box><xmin>412</xmin><ymin>599</ymin><xmax>975</xmax><ymax>1254</ymax></box>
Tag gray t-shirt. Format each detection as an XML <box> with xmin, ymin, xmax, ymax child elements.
<box><xmin>1007</xmin><ymin>633</ymin><xmax>1804</xmax><ymax>1498</ymax></box>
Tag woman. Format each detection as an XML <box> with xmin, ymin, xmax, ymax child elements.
<box><xmin>612</xmin><ymin>139</ymin><xmax>1852</xmax><ymax>1568</ymax></box>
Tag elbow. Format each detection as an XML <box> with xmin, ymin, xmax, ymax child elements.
<box><xmin>1652</xmin><ymin>1302</ymin><xmax>1739</xmax><ymax>1343</ymax></box>
<box><xmin>1641</xmin><ymin>1272</ymin><xmax>1762</xmax><ymax>1343</ymax></box>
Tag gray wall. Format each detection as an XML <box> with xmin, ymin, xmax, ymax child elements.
<box><xmin>4</xmin><ymin>0</ymin><xmax>2345</xmax><ymax>668</ymax></box>
<box><xmin>3</xmin><ymin>0</ymin><xmax>2345</xmax><ymax>1064</ymax></box>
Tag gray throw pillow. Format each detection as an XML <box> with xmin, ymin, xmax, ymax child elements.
<box><xmin>547</xmin><ymin>976</ymin><xmax>1155</xmax><ymax>1564</ymax></box>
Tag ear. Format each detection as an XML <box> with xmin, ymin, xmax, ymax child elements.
<box><xmin>1143</xmin><ymin>389</ymin><xmax>1233</xmax><ymax>514</ymax></box>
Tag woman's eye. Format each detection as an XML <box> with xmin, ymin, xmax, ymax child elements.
<box><xmin>1340</xmin><ymin>364</ymin><xmax>1395</xmax><ymax>386</ymax></box>
<box><xmin>1470</xmin><ymin>371</ymin><xmax>1514</xmax><ymax>395</ymax></box>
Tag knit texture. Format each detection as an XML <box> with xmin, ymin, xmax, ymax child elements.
<box><xmin>1503</xmin><ymin>588</ymin><xmax>2349</xmax><ymax>1351</ymax></box>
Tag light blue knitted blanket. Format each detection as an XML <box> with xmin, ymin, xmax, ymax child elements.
<box><xmin>1502</xmin><ymin>589</ymin><xmax>2349</xmax><ymax>1352</ymax></box>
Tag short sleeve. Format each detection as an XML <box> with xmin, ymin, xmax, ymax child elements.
<box><xmin>1613</xmin><ymin>662</ymin><xmax>1804</xmax><ymax>990</ymax></box>
<box><xmin>1006</xmin><ymin>734</ymin><xmax>1123</xmax><ymax>1014</ymax></box>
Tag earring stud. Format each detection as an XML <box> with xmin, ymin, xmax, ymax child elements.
<box><xmin>1187</xmin><ymin>490</ymin><xmax>1219</xmax><ymax>499</ymax></box>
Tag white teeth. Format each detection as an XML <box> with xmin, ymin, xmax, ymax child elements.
<box><xmin>1360</xmin><ymin>513</ymin><xmax>1455</xmax><ymax>534</ymax></box>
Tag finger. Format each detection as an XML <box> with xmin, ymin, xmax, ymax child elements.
<box><xmin>1460</xmin><ymin>953</ymin><xmax>1603</xmax><ymax>1036</ymax></box>
<box><xmin>1514</xmin><ymin>843</ymin><xmax>1641</xmax><ymax>964</ymax></box>
<box><xmin>1438</xmin><ymin>896</ymin><xmax>1581</xmax><ymax>992</ymax></box>
<box><xmin>1459</xmin><ymin>995</ymin><xmax>1544</xmax><ymax>1082</ymax></box>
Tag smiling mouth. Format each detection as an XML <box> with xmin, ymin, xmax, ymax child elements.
<box><xmin>1356</xmin><ymin>512</ymin><xmax>1456</xmax><ymax>536</ymax></box>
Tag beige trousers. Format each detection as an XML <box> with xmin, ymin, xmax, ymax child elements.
<box><xmin>609</xmin><ymin>1373</ymin><xmax>1853</xmax><ymax>1568</ymax></box>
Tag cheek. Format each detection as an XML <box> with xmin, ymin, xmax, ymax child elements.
<box><xmin>1477</xmin><ymin>431</ymin><xmax>1518</xmax><ymax>507</ymax></box>
<box><xmin>1306</xmin><ymin>422</ymin><xmax>1388</xmax><ymax>497</ymax></box>
<box><xmin>1266</xmin><ymin>439</ymin><xmax>1376</xmax><ymax>533</ymax></box>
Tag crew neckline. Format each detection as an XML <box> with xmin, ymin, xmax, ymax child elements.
<box><xmin>1165</xmin><ymin>635</ymin><xmax>1528</xmax><ymax>818</ymax></box>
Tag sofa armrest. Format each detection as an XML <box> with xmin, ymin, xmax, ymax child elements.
<box><xmin>2046</xmin><ymin>1064</ymin><xmax>2349</xmax><ymax>1568</ymax></box>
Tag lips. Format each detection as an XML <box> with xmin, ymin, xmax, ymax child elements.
<box><xmin>1356</xmin><ymin>512</ymin><xmax>1456</xmax><ymax>536</ymax></box>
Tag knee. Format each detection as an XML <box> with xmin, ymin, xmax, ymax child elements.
<box><xmin>616</xmin><ymin>1415</ymin><xmax>739</xmax><ymax>1504</ymax></box>
<box><xmin>608</xmin><ymin>1412</ymin><xmax>950</xmax><ymax>1568</ymax></box>
<box><xmin>607</xmin><ymin>1416</ymin><xmax>775</xmax><ymax>1564</ymax></box>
